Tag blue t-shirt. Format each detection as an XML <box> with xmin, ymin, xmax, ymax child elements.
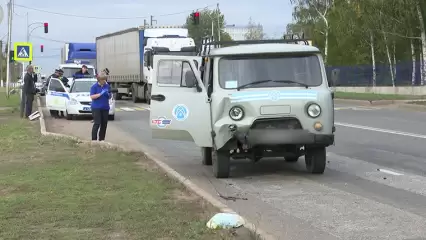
<box><xmin>90</xmin><ymin>82</ymin><xmax>110</xmax><ymax>110</ymax></box>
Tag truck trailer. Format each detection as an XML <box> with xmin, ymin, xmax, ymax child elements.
<box><xmin>96</xmin><ymin>26</ymin><xmax>197</xmax><ymax>103</ymax></box>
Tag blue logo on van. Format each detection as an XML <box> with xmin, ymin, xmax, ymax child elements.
<box><xmin>172</xmin><ymin>104</ymin><xmax>189</xmax><ymax>121</ymax></box>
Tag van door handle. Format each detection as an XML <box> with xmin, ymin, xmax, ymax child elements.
<box><xmin>151</xmin><ymin>94</ymin><xmax>165</xmax><ymax>101</ymax></box>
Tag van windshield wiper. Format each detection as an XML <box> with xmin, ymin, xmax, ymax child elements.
<box><xmin>272</xmin><ymin>80</ymin><xmax>309</xmax><ymax>89</ymax></box>
<box><xmin>236</xmin><ymin>80</ymin><xmax>273</xmax><ymax>90</ymax></box>
<box><xmin>236</xmin><ymin>79</ymin><xmax>309</xmax><ymax>90</ymax></box>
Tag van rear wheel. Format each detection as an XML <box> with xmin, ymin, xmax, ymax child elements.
<box><xmin>213</xmin><ymin>150</ymin><xmax>230</xmax><ymax>178</ymax></box>
<box><xmin>305</xmin><ymin>147</ymin><xmax>326</xmax><ymax>174</ymax></box>
<box><xmin>201</xmin><ymin>147</ymin><xmax>212</xmax><ymax>165</ymax></box>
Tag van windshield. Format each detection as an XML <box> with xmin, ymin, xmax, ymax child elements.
<box><xmin>218</xmin><ymin>54</ymin><xmax>322</xmax><ymax>89</ymax></box>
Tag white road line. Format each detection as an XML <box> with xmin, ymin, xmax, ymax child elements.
<box><xmin>335</xmin><ymin>122</ymin><xmax>426</xmax><ymax>139</ymax></box>
<box><xmin>120</xmin><ymin>107</ymin><xmax>136</xmax><ymax>111</ymax></box>
<box><xmin>378</xmin><ymin>169</ymin><xmax>403</xmax><ymax>176</ymax></box>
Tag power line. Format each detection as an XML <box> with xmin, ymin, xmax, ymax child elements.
<box><xmin>14</xmin><ymin>3</ymin><xmax>215</xmax><ymax>20</ymax></box>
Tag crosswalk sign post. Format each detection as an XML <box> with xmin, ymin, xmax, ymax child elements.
<box><xmin>13</xmin><ymin>42</ymin><xmax>33</xmax><ymax>62</ymax></box>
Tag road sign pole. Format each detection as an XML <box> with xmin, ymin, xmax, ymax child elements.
<box><xmin>5</xmin><ymin>0</ymin><xmax>13</xmax><ymax>98</ymax></box>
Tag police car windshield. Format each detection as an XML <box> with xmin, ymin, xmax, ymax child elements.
<box><xmin>62</xmin><ymin>67</ymin><xmax>95</xmax><ymax>78</ymax></box>
<box><xmin>70</xmin><ymin>80</ymin><xmax>96</xmax><ymax>93</ymax></box>
<box><xmin>218</xmin><ymin>54</ymin><xmax>322</xmax><ymax>89</ymax></box>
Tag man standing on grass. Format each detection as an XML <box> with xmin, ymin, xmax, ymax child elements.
<box><xmin>23</xmin><ymin>65</ymin><xmax>37</xmax><ymax>118</ymax></box>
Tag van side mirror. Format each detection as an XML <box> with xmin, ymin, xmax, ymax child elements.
<box><xmin>330</xmin><ymin>69</ymin><xmax>340</xmax><ymax>86</ymax></box>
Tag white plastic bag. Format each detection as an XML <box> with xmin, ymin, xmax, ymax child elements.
<box><xmin>206</xmin><ymin>212</ymin><xmax>245</xmax><ymax>229</ymax></box>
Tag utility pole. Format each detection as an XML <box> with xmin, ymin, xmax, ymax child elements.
<box><xmin>150</xmin><ymin>15</ymin><xmax>156</xmax><ymax>26</ymax></box>
<box><xmin>0</xmin><ymin>40</ymin><xmax>3</xmax><ymax>87</ymax></box>
<box><xmin>5</xmin><ymin>0</ymin><xmax>13</xmax><ymax>98</ymax></box>
<box><xmin>143</xmin><ymin>19</ymin><xmax>147</xmax><ymax>27</ymax></box>
<box><xmin>217</xmin><ymin>3</ymin><xmax>221</xmax><ymax>41</ymax></box>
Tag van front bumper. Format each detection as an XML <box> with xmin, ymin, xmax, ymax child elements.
<box><xmin>233</xmin><ymin>129</ymin><xmax>334</xmax><ymax>147</ymax></box>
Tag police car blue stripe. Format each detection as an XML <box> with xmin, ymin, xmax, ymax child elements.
<box><xmin>48</xmin><ymin>91</ymin><xmax>70</xmax><ymax>99</ymax></box>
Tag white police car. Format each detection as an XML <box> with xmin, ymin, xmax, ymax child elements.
<box><xmin>46</xmin><ymin>77</ymin><xmax>116</xmax><ymax>120</ymax></box>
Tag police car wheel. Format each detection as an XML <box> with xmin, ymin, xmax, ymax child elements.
<box><xmin>65</xmin><ymin>111</ymin><xmax>72</xmax><ymax>120</ymax></box>
<box><xmin>305</xmin><ymin>147</ymin><xmax>326</xmax><ymax>174</ymax></box>
<box><xmin>212</xmin><ymin>150</ymin><xmax>230</xmax><ymax>178</ymax></box>
<box><xmin>201</xmin><ymin>147</ymin><xmax>212</xmax><ymax>165</ymax></box>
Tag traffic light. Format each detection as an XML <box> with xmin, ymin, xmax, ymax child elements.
<box><xmin>40</xmin><ymin>45</ymin><xmax>44</xmax><ymax>52</ymax></box>
<box><xmin>9</xmin><ymin>50</ymin><xmax>14</xmax><ymax>62</ymax></box>
<box><xmin>191</xmin><ymin>11</ymin><xmax>200</xmax><ymax>25</ymax></box>
<box><xmin>44</xmin><ymin>22</ymin><xmax>48</xmax><ymax>33</ymax></box>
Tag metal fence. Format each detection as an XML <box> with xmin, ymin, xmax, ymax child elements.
<box><xmin>326</xmin><ymin>61</ymin><xmax>422</xmax><ymax>86</ymax></box>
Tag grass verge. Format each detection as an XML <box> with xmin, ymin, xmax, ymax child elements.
<box><xmin>334</xmin><ymin>91</ymin><xmax>426</xmax><ymax>101</ymax></box>
<box><xmin>0</xmin><ymin>92</ymin><xmax>20</xmax><ymax>109</ymax></box>
<box><xmin>0</xmin><ymin>113</ymin><xmax>248</xmax><ymax>239</ymax></box>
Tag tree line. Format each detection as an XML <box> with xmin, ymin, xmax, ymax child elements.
<box><xmin>287</xmin><ymin>0</ymin><xmax>426</xmax><ymax>86</ymax></box>
<box><xmin>184</xmin><ymin>9</ymin><xmax>266</xmax><ymax>45</ymax></box>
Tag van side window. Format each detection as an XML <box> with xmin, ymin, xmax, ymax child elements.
<box><xmin>157</xmin><ymin>60</ymin><xmax>197</xmax><ymax>88</ymax></box>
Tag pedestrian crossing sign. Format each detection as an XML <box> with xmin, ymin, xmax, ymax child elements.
<box><xmin>13</xmin><ymin>42</ymin><xmax>33</xmax><ymax>62</ymax></box>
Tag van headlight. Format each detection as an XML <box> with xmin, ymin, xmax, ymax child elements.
<box><xmin>307</xmin><ymin>104</ymin><xmax>321</xmax><ymax>118</ymax></box>
<box><xmin>69</xmin><ymin>98</ymin><xmax>79</xmax><ymax>105</ymax></box>
<box><xmin>229</xmin><ymin>106</ymin><xmax>244</xmax><ymax>121</ymax></box>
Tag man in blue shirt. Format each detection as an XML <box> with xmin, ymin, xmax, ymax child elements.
<box><xmin>90</xmin><ymin>73</ymin><xmax>111</xmax><ymax>141</ymax></box>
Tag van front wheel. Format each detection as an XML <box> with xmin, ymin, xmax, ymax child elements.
<box><xmin>213</xmin><ymin>150</ymin><xmax>230</xmax><ymax>178</ymax></box>
<box><xmin>305</xmin><ymin>147</ymin><xmax>326</xmax><ymax>174</ymax></box>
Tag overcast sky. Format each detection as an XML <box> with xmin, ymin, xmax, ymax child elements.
<box><xmin>0</xmin><ymin>0</ymin><xmax>293</xmax><ymax>73</ymax></box>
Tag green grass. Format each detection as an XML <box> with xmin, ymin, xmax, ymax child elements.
<box><xmin>334</xmin><ymin>91</ymin><xmax>426</xmax><ymax>101</ymax></box>
<box><xmin>0</xmin><ymin>113</ymin><xmax>250</xmax><ymax>240</ymax></box>
<box><xmin>0</xmin><ymin>91</ymin><xmax>20</xmax><ymax>109</ymax></box>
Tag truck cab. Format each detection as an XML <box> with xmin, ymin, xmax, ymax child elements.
<box><xmin>148</xmin><ymin>36</ymin><xmax>337</xmax><ymax>178</ymax></box>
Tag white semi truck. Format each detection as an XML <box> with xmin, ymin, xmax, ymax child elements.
<box><xmin>96</xmin><ymin>26</ymin><xmax>197</xmax><ymax>103</ymax></box>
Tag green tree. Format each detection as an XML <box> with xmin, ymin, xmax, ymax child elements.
<box><xmin>184</xmin><ymin>8</ymin><xmax>232</xmax><ymax>45</ymax></box>
<box><xmin>245</xmin><ymin>17</ymin><xmax>265</xmax><ymax>40</ymax></box>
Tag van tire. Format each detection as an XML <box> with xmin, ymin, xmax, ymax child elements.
<box><xmin>305</xmin><ymin>147</ymin><xmax>326</xmax><ymax>174</ymax></box>
<box><xmin>201</xmin><ymin>147</ymin><xmax>212</xmax><ymax>165</ymax></box>
<box><xmin>285</xmin><ymin>155</ymin><xmax>299</xmax><ymax>162</ymax></box>
<box><xmin>213</xmin><ymin>150</ymin><xmax>230</xmax><ymax>178</ymax></box>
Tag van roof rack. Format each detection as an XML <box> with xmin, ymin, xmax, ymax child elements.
<box><xmin>198</xmin><ymin>33</ymin><xmax>312</xmax><ymax>56</ymax></box>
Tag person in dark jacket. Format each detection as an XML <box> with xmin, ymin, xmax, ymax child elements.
<box><xmin>74</xmin><ymin>65</ymin><xmax>91</xmax><ymax>79</ymax></box>
<box><xmin>90</xmin><ymin>72</ymin><xmax>111</xmax><ymax>141</ymax></box>
<box><xmin>23</xmin><ymin>65</ymin><xmax>37</xmax><ymax>118</ymax></box>
<box><xmin>58</xmin><ymin>69</ymin><xmax>70</xmax><ymax>87</ymax></box>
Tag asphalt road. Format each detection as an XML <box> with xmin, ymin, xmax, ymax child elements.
<box><xmin>45</xmin><ymin>97</ymin><xmax>426</xmax><ymax>240</ymax></box>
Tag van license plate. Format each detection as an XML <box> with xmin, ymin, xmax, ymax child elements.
<box><xmin>83</xmin><ymin>107</ymin><xmax>91</xmax><ymax>111</ymax></box>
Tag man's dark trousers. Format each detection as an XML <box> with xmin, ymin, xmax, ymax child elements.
<box><xmin>25</xmin><ymin>94</ymin><xmax>34</xmax><ymax>118</ymax></box>
<box><xmin>91</xmin><ymin>109</ymin><xmax>109</xmax><ymax>141</ymax></box>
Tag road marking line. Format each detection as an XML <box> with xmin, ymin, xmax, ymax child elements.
<box><xmin>378</xmin><ymin>169</ymin><xmax>403</xmax><ymax>176</ymax></box>
<box><xmin>133</xmin><ymin>107</ymin><xmax>145</xmax><ymax>111</ymax></box>
<box><xmin>120</xmin><ymin>107</ymin><xmax>136</xmax><ymax>111</ymax></box>
<box><xmin>335</xmin><ymin>122</ymin><xmax>426</xmax><ymax>139</ymax></box>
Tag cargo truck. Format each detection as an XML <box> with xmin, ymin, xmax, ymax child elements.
<box><xmin>96</xmin><ymin>26</ymin><xmax>197</xmax><ymax>103</ymax></box>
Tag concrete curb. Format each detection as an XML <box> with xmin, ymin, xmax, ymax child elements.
<box><xmin>36</xmin><ymin>96</ymin><xmax>274</xmax><ymax>240</ymax></box>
